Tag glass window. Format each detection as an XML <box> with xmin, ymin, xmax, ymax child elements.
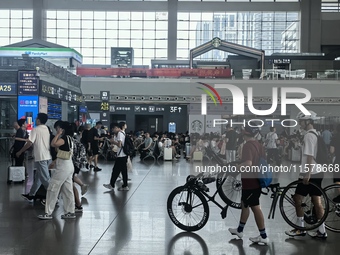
<box><xmin>11</xmin><ymin>10</ymin><xmax>22</xmax><ymax>19</ymax></box>
<box><xmin>47</xmin><ymin>19</ymin><xmax>57</xmax><ymax>29</ymax></box>
<box><xmin>94</xmin><ymin>39</ymin><xmax>106</xmax><ymax>47</ymax></box>
<box><xmin>10</xmin><ymin>19</ymin><xmax>22</xmax><ymax>28</ymax></box>
<box><xmin>46</xmin><ymin>11</ymin><xmax>56</xmax><ymax>19</ymax></box>
<box><xmin>82</xmin><ymin>20</ymin><xmax>93</xmax><ymax>29</ymax></box>
<box><xmin>119</xmin><ymin>21</ymin><xmax>130</xmax><ymax>30</ymax></box>
<box><xmin>57</xmin><ymin>29</ymin><xmax>68</xmax><ymax>38</ymax></box>
<box><xmin>69</xmin><ymin>20</ymin><xmax>81</xmax><ymax>29</ymax></box>
<box><xmin>56</xmin><ymin>11</ymin><xmax>67</xmax><ymax>20</ymax></box>
<box><xmin>131</xmin><ymin>39</ymin><xmax>143</xmax><ymax>48</ymax></box>
<box><xmin>0</xmin><ymin>19</ymin><xmax>10</xmax><ymax>28</ymax></box>
<box><xmin>93</xmin><ymin>48</ymin><xmax>106</xmax><ymax>57</ymax></box>
<box><xmin>94</xmin><ymin>20</ymin><xmax>106</xmax><ymax>29</ymax></box>
<box><xmin>1</xmin><ymin>10</ymin><xmax>10</xmax><ymax>19</ymax></box>
<box><xmin>94</xmin><ymin>30</ymin><xmax>106</xmax><ymax>39</ymax></box>
<box><xmin>69</xmin><ymin>29</ymin><xmax>81</xmax><ymax>38</ymax></box>
<box><xmin>131</xmin><ymin>30</ymin><xmax>143</xmax><ymax>39</ymax></box>
<box><xmin>143</xmin><ymin>21</ymin><xmax>155</xmax><ymax>30</ymax></box>
<box><xmin>106</xmin><ymin>30</ymin><xmax>118</xmax><ymax>39</ymax></box>
<box><xmin>82</xmin><ymin>11</ymin><xmax>94</xmax><ymax>20</ymax></box>
<box><xmin>69</xmin><ymin>39</ymin><xmax>81</xmax><ymax>48</ymax></box>
<box><xmin>131</xmin><ymin>21</ymin><xmax>143</xmax><ymax>30</ymax></box>
<box><xmin>94</xmin><ymin>12</ymin><xmax>106</xmax><ymax>20</ymax></box>
<box><xmin>46</xmin><ymin>29</ymin><xmax>56</xmax><ymax>38</ymax></box>
<box><xmin>11</xmin><ymin>28</ymin><xmax>22</xmax><ymax>37</ymax></box>
<box><xmin>56</xmin><ymin>38</ymin><xmax>69</xmax><ymax>47</ymax></box>
<box><xmin>131</xmin><ymin>12</ymin><xmax>143</xmax><ymax>21</ymax></box>
<box><xmin>58</xmin><ymin>20</ymin><xmax>69</xmax><ymax>29</ymax></box>
<box><xmin>44</xmin><ymin>11</ymin><xmax>168</xmax><ymax>66</ymax></box>
<box><xmin>0</xmin><ymin>28</ymin><xmax>9</xmax><ymax>37</ymax></box>
<box><xmin>23</xmin><ymin>28</ymin><xmax>32</xmax><ymax>37</ymax></box>
<box><xmin>69</xmin><ymin>11</ymin><xmax>81</xmax><ymax>20</ymax></box>
<box><xmin>82</xmin><ymin>30</ymin><xmax>93</xmax><ymax>38</ymax></box>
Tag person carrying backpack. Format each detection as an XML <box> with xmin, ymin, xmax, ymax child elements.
<box><xmin>103</xmin><ymin>122</ymin><xmax>129</xmax><ymax>191</ymax></box>
<box><xmin>285</xmin><ymin>111</ymin><xmax>327</xmax><ymax>239</ymax></box>
<box><xmin>228</xmin><ymin>123</ymin><xmax>269</xmax><ymax>245</ymax></box>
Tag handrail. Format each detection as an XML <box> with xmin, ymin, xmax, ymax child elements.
<box><xmin>0</xmin><ymin>56</ymin><xmax>81</xmax><ymax>88</ymax></box>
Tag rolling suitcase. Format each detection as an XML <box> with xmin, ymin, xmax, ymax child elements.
<box><xmin>185</xmin><ymin>143</ymin><xmax>191</xmax><ymax>157</ymax></box>
<box><xmin>164</xmin><ymin>147</ymin><xmax>173</xmax><ymax>161</ymax></box>
<box><xmin>7</xmin><ymin>164</ymin><xmax>25</xmax><ymax>184</ymax></box>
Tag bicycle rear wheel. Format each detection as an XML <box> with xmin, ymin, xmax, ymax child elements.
<box><xmin>216</xmin><ymin>174</ymin><xmax>242</xmax><ymax>209</ymax></box>
<box><xmin>324</xmin><ymin>184</ymin><xmax>340</xmax><ymax>232</ymax></box>
<box><xmin>167</xmin><ymin>186</ymin><xmax>209</xmax><ymax>232</ymax></box>
<box><xmin>279</xmin><ymin>180</ymin><xmax>329</xmax><ymax>231</ymax></box>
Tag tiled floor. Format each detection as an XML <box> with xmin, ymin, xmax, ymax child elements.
<box><xmin>0</xmin><ymin>157</ymin><xmax>339</xmax><ymax>255</ymax></box>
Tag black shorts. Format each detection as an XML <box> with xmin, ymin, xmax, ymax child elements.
<box><xmin>295</xmin><ymin>173</ymin><xmax>323</xmax><ymax>197</ymax></box>
<box><xmin>241</xmin><ymin>188</ymin><xmax>261</xmax><ymax>208</ymax></box>
<box><xmin>91</xmin><ymin>145</ymin><xmax>99</xmax><ymax>156</ymax></box>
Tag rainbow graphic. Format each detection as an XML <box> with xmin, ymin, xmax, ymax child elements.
<box><xmin>196</xmin><ymin>82</ymin><xmax>223</xmax><ymax>106</ymax></box>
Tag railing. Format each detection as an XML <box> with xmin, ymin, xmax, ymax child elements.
<box><xmin>257</xmin><ymin>69</ymin><xmax>340</xmax><ymax>80</ymax></box>
<box><xmin>0</xmin><ymin>56</ymin><xmax>81</xmax><ymax>88</ymax></box>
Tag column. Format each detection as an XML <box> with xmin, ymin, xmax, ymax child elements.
<box><xmin>300</xmin><ymin>0</ymin><xmax>321</xmax><ymax>53</ymax></box>
<box><xmin>167</xmin><ymin>0</ymin><xmax>178</xmax><ymax>60</ymax></box>
<box><xmin>33</xmin><ymin>0</ymin><xmax>45</xmax><ymax>39</ymax></box>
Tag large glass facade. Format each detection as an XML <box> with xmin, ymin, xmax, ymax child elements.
<box><xmin>45</xmin><ymin>11</ymin><xmax>168</xmax><ymax>65</ymax></box>
<box><xmin>0</xmin><ymin>10</ymin><xmax>33</xmax><ymax>46</ymax></box>
<box><xmin>177</xmin><ymin>12</ymin><xmax>299</xmax><ymax>60</ymax></box>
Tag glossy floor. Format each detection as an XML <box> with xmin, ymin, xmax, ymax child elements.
<box><xmin>0</xmin><ymin>158</ymin><xmax>339</xmax><ymax>255</ymax></box>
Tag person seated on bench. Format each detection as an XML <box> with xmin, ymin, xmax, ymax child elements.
<box><xmin>137</xmin><ymin>132</ymin><xmax>153</xmax><ymax>160</ymax></box>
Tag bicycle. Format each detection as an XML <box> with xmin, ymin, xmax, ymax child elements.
<box><xmin>167</xmin><ymin>165</ymin><xmax>239</xmax><ymax>232</ymax></box>
<box><xmin>209</xmin><ymin>145</ymin><xmax>338</xmax><ymax>232</ymax></box>
<box><xmin>267</xmin><ymin>181</ymin><xmax>332</xmax><ymax>231</ymax></box>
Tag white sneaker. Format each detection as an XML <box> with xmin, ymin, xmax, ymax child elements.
<box><xmin>118</xmin><ymin>186</ymin><xmax>129</xmax><ymax>191</ymax></box>
<box><xmin>228</xmin><ymin>228</ymin><xmax>244</xmax><ymax>239</ymax></box>
<box><xmin>103</xmin><ymin>184</ymin><xmax>114</xmax><ymax>190</ymax></box>
<box><xmin>249</xmin><ymin>235</ymin><xmax>268</xmax><ymax>245</ymax></box>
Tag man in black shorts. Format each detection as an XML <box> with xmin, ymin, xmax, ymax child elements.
<box><xmin>285</xmin><ymin>111</ymin><xmax>327</xmax><ymax>239</ymax></box>
<box><xmin>228</xmin><ymin>124</ymin><xmax>268</xmax><ymax>245</ymax></box>
<box><xmin>88</xmin><ymin>122</ymin><xmax>104</xmax><ymax>172</ymax></box>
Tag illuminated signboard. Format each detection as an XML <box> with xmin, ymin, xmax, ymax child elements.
<box><xmin>0</xmin><ymin>83</ymin><xmax>17</xmax><ymax>95</ymax></box>
<box><xmin>18</xmin><ymin>95</ymin><xmax>39</xmax><ymax>131</ymax></box>
<box><xmin>18</xmin><ymin>71</ymin><xmax>39</xmax><ymax>95</ymax></box>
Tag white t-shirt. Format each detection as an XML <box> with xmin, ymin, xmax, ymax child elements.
<box><xmin>266</xmin><ymin>132</ymin><xmax>278</xmax><ymax>149</ymax></box>
<box><xmin>117</xmin><ymin>131</ymin><xmax>126</xmax><ymax>157</ymax></box>
<box><xmin>29</xmin><ymin>125</ymin><xmax>51</xmax><ymax>162</ymax></box>
<box><xmin>301</xmin><ymin>129</ymin><xmax>320</xmax><ymax>175</ymax></box>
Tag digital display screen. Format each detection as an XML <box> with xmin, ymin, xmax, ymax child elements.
<box><xmin>79</xmin><ymin>105</ymin><xmax>88</xmax><ymax>113</ymax></box>
<box><xmin>18</xmin><ymin>71</ymin><xmax>39</xmax><ymax>95</ymax></box>
<box><xmin>47</xmin><ymin>102</ymin><xmax>62</xmax><ymax>120</ymax></box>
<box><xmin>18</xmin><ymin>95</ymin><xmax>39</xmax><ymax>131</ymax></box>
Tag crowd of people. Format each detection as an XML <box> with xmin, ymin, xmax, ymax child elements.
<box><xmin>10</xmin><ymin>111</ymin><xmax>340</xmax><ymax>245</ymax></box>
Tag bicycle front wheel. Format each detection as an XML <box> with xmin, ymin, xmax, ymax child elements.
<box><xmin>324</xmin><ymin>184</ymin><xmax>340</xmax><ymax>232</ymax></box>
<box><xmin>279</xmin><ymin>180</ymin><xmax>329</xmax><ymax>231</ymax></box>
<box><xmin>167</xmin><ymin>186</ymin><xmax>209</xmax><ymax>232</ymax></box>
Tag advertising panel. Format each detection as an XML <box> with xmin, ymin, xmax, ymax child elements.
<box><xmin>18</xmin><ymin>95</ymin><xmax>39</xmax><ymax>131</ymax></box>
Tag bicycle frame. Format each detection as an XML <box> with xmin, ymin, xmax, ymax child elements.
<box><xmin>183</xmin><ymin>176</ymin><xmax>229</xmax><ymax>219</ymax></box>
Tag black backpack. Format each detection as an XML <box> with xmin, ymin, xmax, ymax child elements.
<box><xmin>309</xmin><ymin>131</ymin><xmax>329</xmax><ymax>165</ymax></box>
<box><xmin>119</xmin><ymin>131</ymin><xmax>135</xmax><ymax>157</ymax></box>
